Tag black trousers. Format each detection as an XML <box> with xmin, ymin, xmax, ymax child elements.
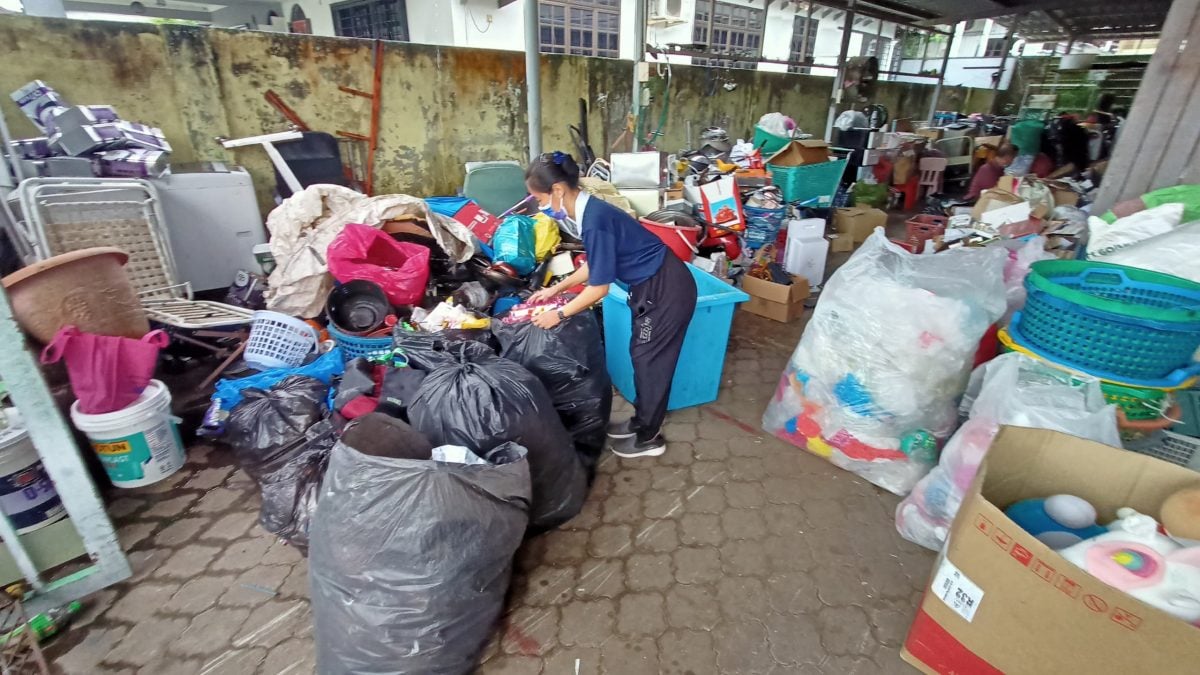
<box><xmin>627</xmin><ymin>253</ymin><xmax>697</xmax><ymax>442</ymax></box>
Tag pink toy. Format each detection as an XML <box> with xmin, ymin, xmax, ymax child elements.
<box><xmin>1060</xmin><ymin>508</ymin><xmax>1200</xmax><ymax>625</ymax></box>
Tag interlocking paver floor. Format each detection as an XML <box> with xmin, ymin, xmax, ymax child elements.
<box><xmin>46</xmin><ymin>311</ymin><xmax>933</xmax><ymax>674</ymax></box>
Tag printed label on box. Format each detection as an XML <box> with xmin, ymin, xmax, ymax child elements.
<box><xmin>932</xmin><ymin>557</ymin><xmax>984</xmax><ymax>622</ymax></box>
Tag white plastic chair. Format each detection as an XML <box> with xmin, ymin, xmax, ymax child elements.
<box><xmin>918</xmin><ymin>157</ymin><xmax>947</xmax><ymax>198</ymax></box>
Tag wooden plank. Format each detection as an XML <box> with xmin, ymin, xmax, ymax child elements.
<box><xmin>1094</xmin><ymin>0</ymin><xmax>1200</xmax><ymax>211</ymax></box>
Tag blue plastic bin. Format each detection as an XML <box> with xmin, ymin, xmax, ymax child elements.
<box><xmin>603</xmin><ymin>264</ymin><xmax>749</xmax><ymax>410</ymax></box>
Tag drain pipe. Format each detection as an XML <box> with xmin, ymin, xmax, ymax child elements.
<box><xmin>927</xmin><ymin>29</ymin><xmax>955</xmax><ymax>123</ymax></box>
<box><xmin>824</xmin><ymin>0</ymin><xmax>857</xmax><ymax>140</ymax></box>
<box><xmin>631</xmin><ymin>0</ymin><xmax>647</xmax><ymax>151</ymax></box>
<box><xmin>525</xmin><ymin>0</ymin><xmax>542</xmax><ymax>159</ymax></box>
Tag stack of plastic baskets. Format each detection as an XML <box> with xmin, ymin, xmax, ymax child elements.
<box><xmin>245</xmin><ymin>311</ymin><xmax>319</xmax><ymax>370</ymax></box>
<box><xmin>742</xmin><ymin>205</ymin><xmax>786</xmax><ymax>250</ymax></box>
<box><xmin>1013</xmin><ymin>260</ymin><xmax>1200</xmax><ymax>382</ymax></box>
<box><xmin>327</xmin><ymin>323</ymin><xmax>394</xmax><ymax>362</ymax></box>
<box><xmin>767</xmin><ymin>157</ymin><xmax>848</xmax><ymax>206</ymax></box>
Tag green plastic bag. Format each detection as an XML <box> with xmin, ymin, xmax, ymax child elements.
<box><xmin>1099</xmin><ymin>184</ymin><xmax>1200</xmax><ymax>224</ymax></box>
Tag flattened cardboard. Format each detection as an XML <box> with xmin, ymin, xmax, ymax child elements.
<box><xmin>766</xmin><ymin>139</ymin><xmax>831</xmax><ymax>167</ymax></box>
<box><xmin>834</xmin><ymin>207</ymin><xmax>887</xmax><ymax>244</ymax></box>
<box><xmin>971</xmin><ymin>188</ymin><xmax>1025</xmax><ymax>222</ymax></box>
<box><xmin>902</xmin><ymin>426</ymin><xmax>1200</xmax><ymax>675</ymax></box>
<box><xmin>741</xmin><ymin>274</ymin><xmax>810</xmax><ymax>323</ymax></box>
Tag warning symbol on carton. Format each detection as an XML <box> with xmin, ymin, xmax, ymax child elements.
<box><xmin>974</xmin><ymin>514</ymin><xmax>993</xmax><ymax>536</ymax></box>
<box><xmin>1055</xmin><ymin>575</ymin><xmax>1081</xmax><ymax>599</ymax></box>
<box><xmin>1009</xmin><ymin>543</ymin><xmax>1033</xmax><ymax>567</ymax></box>
<box><xmin>1083</xmin><ymin>594</ymin><xmax>1108</xmax><ymax>613</ymax></box>
<box><xmin>1111</xmin><ymin>607</ymin><xmax>1143</xmax><ymax>631</ymax></box>
<box><xmin>1030</xmin><ymin>559</ymin><xmax>1055</xmax><ymax>583</ymax></box>
<box><xmin>991</xmin><ymin>528</ymin><xmax>1013</xmax><ymax>551</ymax></box>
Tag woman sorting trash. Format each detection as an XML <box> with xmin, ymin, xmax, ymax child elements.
<box><xmin>526</xmin><ymin>151</ymin><xmax>697</xmax><ymax>459</ymax></box>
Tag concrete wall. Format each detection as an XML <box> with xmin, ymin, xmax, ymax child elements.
<box><xmin>0</xmin><ymin>14</ymin><xmax>992</xmax><ymax>212</ymax></box>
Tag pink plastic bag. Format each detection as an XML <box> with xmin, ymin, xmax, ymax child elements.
<box><xmin>41</xmin><ymin>326</ymin><xmax>170</xmax><ymax>414</ymax></box>
<box><xmin>326</xmin><ymin>223</ymin><xmax>431</xmax><ymax>306</ymax></box>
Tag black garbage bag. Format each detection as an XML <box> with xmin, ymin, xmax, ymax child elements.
<box><xmin>492</xmin><ymin>312</ymin><xmax>613</xmax><ymax>472</ymax></box>
<box><xmin>392</xmin><ymin>328</ymin><xmax>496</xmax><ymax>370</ymax></box>
<box><xmin>225</xmin><ymin>375</ymin><xmax>332</xmax><ymax>551</ymax></box>
<box><xmin>309</xmin><ymin>438</ymin><xmax>531</xmax><ymax>675</ymax></box>
<box><xmin>409</xmin><ymin>350</ymin><xmax>587</xmax><ymax>531</ymax></box>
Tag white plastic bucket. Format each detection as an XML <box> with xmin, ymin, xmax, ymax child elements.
<box><xmin>0</xmin><ymin>420</ymin><xmax>66</xmax><ymax>534</ymax></box>
<box><xmin>70</xmin><ymin>380</ymin><xmax>185</xmax><ymax>488</ymax></box>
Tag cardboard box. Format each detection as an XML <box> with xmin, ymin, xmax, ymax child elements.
<box><xmin>970</xmin><ymin>188</ymin><xmax>1025</xmax><ymax>222</ymax></box>
<box><xmin>902</xmin><ymin>427</ymin><xmax>1200</xmax><ymax>675</ymax></box>
<box><xmin>974</xmin><ymin>135</ymin><xmax>1003</xmax><ymax>149</ymax></box>
<box><xmin>766</xmin><ymin>139</ymin><xmax>831</xmax><ymax>167</ymax></box>
<box><xmin>828</xmin><ymin>234</ymin><xmax>854</xmax><ymax>253</ymax></box>
<box><xmin>1044</xmin><ymin>180</ymin><xmax>1081</xmax><ymax>207</ymax></box>
<box><xmin>834</xmin><ymin>207</ymin><xmax>887</xmax><ymax>244</ymax></box>
<box><xmin>741</xmin><ymin>274</ymin><xmax>810</xmax><ymax>323</ymax></box>
<box><xmin>916</xmin><ymin>128</ymin><xmax>944</xmax><ymax>142</ymax></box>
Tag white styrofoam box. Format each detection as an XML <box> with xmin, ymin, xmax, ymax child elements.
<box><xmin>787</xmin><ymin>217</ymin><xmax>825</xmax><ymax>240</ymax></box>
<box><xmin>784</xmin><ymin>233</ymin><xmax>829</xmax><ymax>286</ymax></box>
<box><xmin>862</xmin><ymin>149</ymin><xmax>883</xmax><ymax>166</ymax></box>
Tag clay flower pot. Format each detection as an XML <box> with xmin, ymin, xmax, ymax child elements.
<box><xmin>2</xmin><ymin>247</ymin><xmax>150</xmax><ymax>343</ymax></box>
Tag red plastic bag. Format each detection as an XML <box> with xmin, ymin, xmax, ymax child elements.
<box><xmin>326</xmin><ymin>223</ymin><xmax>431</xmax><ymax>306</ymax></box>
<box><xmin>41</xmin><ymin>326</ymin><xmax>170</xmax><ymax>414</ymax></box>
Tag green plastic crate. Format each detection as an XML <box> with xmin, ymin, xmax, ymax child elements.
<box><xmin>767</xmin><ymin>158</ymin><xmax>848</xmax><ymax>206</ymax></box>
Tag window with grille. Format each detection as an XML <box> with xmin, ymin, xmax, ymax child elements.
<box><xmin>332</xmin><ymin>0</ymin><xmax>409</xmax><ymax>41</ymax></box>
<box><xmin>788</xmin><ymin>15</ymin><xmax>817</xmax><ymax>73</ymax></box>
<box><xmin>693</xmin><ymin>0</ymin><xmax>765</xmax><ymax>69</ymax></box>
<box><xmin>856</xmin><ymin>32</ymin><xmax>893</xmax><ymax>60</ymax></box>
<box><xmin>983</xmin><ymin>37</ymin><xmax>1009</xmax><ymax>58</ymax></box>
<box><xmin>539</xmin><ymin>0</ymin><xmax>620</xmax><ymax>58</ymax></box>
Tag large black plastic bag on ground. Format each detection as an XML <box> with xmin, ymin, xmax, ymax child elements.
<box><xmin>309</xmin><ymin>439</ymin><xmax>531</xmax><ymax>675</ymax></box>
<box><xmin>492</xmin><ymin>312</ymin><xmax>612</xmax><ymax>472</ymax></box>
<box><xmin>225</xmin><ymin>375</ymin><xmax>332</xmax><ymax>552</ymax></box>
<box><xmin>409</xmin><ymin>350</ymin><xmax>587</xmax><ymax>531</ymax></box>
<box><xmin>392</xmin><ymin>327</ymin><xmax>496</xmax><ymax>370</ymax></box>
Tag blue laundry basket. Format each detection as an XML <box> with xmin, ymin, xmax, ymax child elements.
<box><xmin>603</xmin><ymin>264</ymin><xmax>749</xmax><ymax>410</ymax></box>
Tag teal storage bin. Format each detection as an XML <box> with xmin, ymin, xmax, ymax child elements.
<box><xmin>603</xmin><ymin>264</ymin><xmax>749</xmax><ymax>410</ymax></box>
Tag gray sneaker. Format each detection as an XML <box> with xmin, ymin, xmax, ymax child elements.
<box><xmin>606</xmin><ymin>418</ymin><xmax>637</xmax><ymax>440</ymax></box>
<box><xmin>611</xmin><ymin>434</ymin><xmax>666</xmax><ymax>458</ymax></box>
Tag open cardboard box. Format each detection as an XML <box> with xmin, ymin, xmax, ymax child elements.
<box><xmin>741</xmin><ymin>274</ymin><xmax>810</xmax><ymax>323</ymax></box>
<box><xmin>766</xmin><ymin>139</ymin><xmax>832</xmax><ymax>167</ymax></box>
<box><xmin>902</xmin><ymin>426</ymin><xmax>1200</xmax><ymax>675</ymax></box>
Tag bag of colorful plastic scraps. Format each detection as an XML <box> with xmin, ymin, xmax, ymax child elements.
<box><xmin>492</xmin><ymin>215</ymin><xmax>537</xmax><ymax>275</ymax></box>
<box><xmin>309</xmin><ymin>432</ymin><xmax>530</xmax><ymax>675</ymax></box>
<box><xmin>225</xmin><ymin>375</ymin><xmax>336</xmax><ymax>552</ymax></box>
<box><xmin>762</xmin><ymin>231</ymin><xmax>1007</xmax><ymax>495</ymax></box>
<box><xmin>493</xmin><ymin>311</ymin><xmax>612</xmax><ymax>472</ymax></box>
<box><xmin>1001</xmin><ymin>236</ymin><xmax>1054</xmax><ymax>325</ymax></box>
<box><xmin>327</xmin><ymin>222</ymin><xmax>431</xmax><ymax>306</ymax></box>
<box><xmin>895</xmin><ymin>353</ymin><xmax>1119</xmax><ymax>550</ymax></box>
<box><xmin>409</xmin><ymin>347</ymin><xmax>586</xmax><ymax>531</ymax></box>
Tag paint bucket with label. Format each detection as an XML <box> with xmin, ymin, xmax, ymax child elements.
<box><xmin>70</xmin><ymin>380</ymin><xmax>185</xmax><ymax>488</ymax></box>
<box><xmin>0</xmin><ymin>421</ymin><xmax>66</xmax><ymax>534</ymax></box>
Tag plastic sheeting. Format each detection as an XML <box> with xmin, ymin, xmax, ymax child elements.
<box><xmin>492</xmin><ymin>311</ymin><xmax>612</xmax><ymax>472</ymax></box>
<box><xmin>225</xmin><ymin>375</ymin><xmax>334</xmax><ymax>551</ymax></box>
<box><xmin>265</xmin><ymin>185</ymin><xmax>478</xmax><ymax>317</ymax></box>
<box><xmin>896</xmin><ymin>353</ymin><xmax>1119</xmax><ymax>550</ymax></box>
<box><xmin>762</xmin><ymin>231</ymin><xmax>1007</xmax><ymax>495</ymax></box>
<box><xmin>1102</xmin><ymin>221</ymin><xmax>1200</xmax><ymax>284</ymax></box>
<box><xmin>409</xmin><ymin>349</ymin><xmax>587</xmax><ymax>531</ymax></box>
<box><xmin>309</xmin><ymin>439</ymin><xmax>530</xmax><ymax>675</ymax></box>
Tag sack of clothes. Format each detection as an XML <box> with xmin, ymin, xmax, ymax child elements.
<box><xmin>409</xmin><ymin>347</ymin><xmax>587</xmax><ymax>531</ymax></box>
<box><xmin>224</xmin><ymin>375</ymin><xmax>334</xmax><ymax>552</ymax></box>
<box><xmin>492</xmin><ymin>311</ymin><xmax>612</xmax><ymax>472</ymax></box>
<box><xmin>309</xmin><ymin>415</ymin><xmax>531</xmax><ymax>675</ymax></box>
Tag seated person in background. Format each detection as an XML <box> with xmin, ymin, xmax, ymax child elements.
<box><xmin>966</xmin><ymin>143</ymin><xmax>1016</xmax><ymax>201</ymax></box>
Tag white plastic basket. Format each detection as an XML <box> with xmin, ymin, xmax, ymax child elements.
<box><xmin>244</xmin><ymin>311</ymin><xmax>318</xmax><ymax>370</ymax></box>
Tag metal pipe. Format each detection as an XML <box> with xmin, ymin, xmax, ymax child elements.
<box><xmin>631</xmin><ymin>0</ymin><xmax>647</xmax><ymax>151</ymax></box>
<box><xmin>990</xmin><ymin>27</ymin><xmax>1016</xmax><ymax>114</ymax></box>
<box><xmin>926</xmin><ymin>27</ymin><xmax>955</xmax><ymax>124</ymax></box>
<box><xmin>825</xmin><ymin>0</ymin><xmax>857</xmax><ymax>140</ymax></box>
<box><xmin>524</xmin><ymin>0</ymin><xmax>542</xmax><ymax>159</ymax></box>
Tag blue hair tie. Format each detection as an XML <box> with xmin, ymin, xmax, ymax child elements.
<box><xmin>552</xmin><ymin>151</ymin><xmax>566</xmax><ymax>165</ymax></box>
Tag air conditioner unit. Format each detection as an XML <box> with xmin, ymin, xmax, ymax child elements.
<box><xmin>647</xmin><ymin>0</ymin><xmax>685</xmax><ymax>26</ymax></box>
